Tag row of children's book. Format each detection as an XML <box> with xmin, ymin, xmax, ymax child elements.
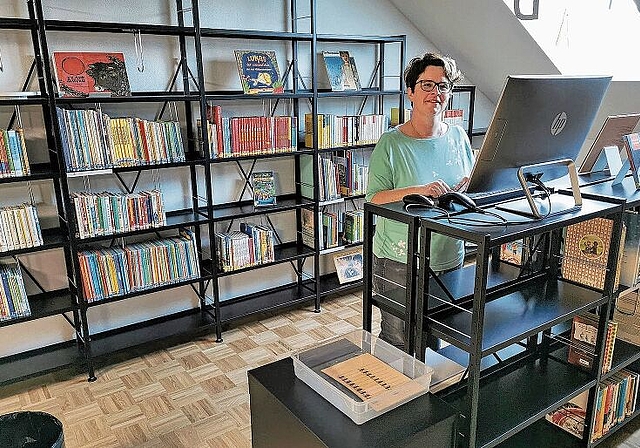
<box><xmin>545</xmin><ymin>368</ymin><xmax>639</xmax><ymax>441</ymax></box>
<box><xmin>57</xmin><ymin>107</ymin><xmax>185</xmax><ymax>172</ymax></box>
<box><xmin>203</xmin><ymin>105</ymin><xmax>298</xmax><ymax>158</ymax></box>
<box><xmin>78</xmin><ymin>230</ymin><xmax>200</xmax><ymax>302</ymax></box>
<box><xmin>72</xmin><ymin>190</ymin><xmax>167</xmax><ymax>239</ymax></box>
<box><xmin>304</xmin><ymin>113</ymin><xmax>387</xmax><ymax>149</ymax></box>
<box><xmin>301</xmin><ymin>153</ymin><xmax>369</xmax><ymax>202</ymax></box>
<box><xmin>215</xmin><ymin>223</ymin><xmax>275</xmax><ymax>272</ymax></box>
<box><xmin>0</xmin><ymin>128</ymin><xmax>31</xmax><ymax>178</ymax></box>
<box><xmin>0</xmin><ymin>203</ymin><xmax>43</xmax><ymax>253</ymax></box>
<box><xmin>0</xmin><ymin>261</ymin><xmax>30</xmax><ymax>321</ymax></box>
<box><xmin>301</xmin><ymin>208</ymin><xmax>364</xmax><ymax>251</ymax></box>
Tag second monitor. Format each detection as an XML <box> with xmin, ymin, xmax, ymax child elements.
<box><xmin>466</xmin><ymin>74</ymin><xmax>612</xmax><ymax>217</ymax></box>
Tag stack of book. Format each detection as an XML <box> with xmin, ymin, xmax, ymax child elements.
<box><xmin>215</xmin><ymin>223</ymin><xmax>275</xmax><ymax>272</ymax></box>
<box><xmin>591</xmin><ymin>369</ymin><xmax>640</xmax><ymax>441</ymax></box>
<box><xmin>0</xmin><ymin>261</ymin><xmax>30</xmax><ymax>321</ymax></box>
<box><xmin>57</xmin><ymin>107</ymin><xmax>185</xmax><ymax>172</ymax></box>
<box><xmin>304</xmin><ymin>113</ymin><xmax>387</xmax><ymax>149</ymax></box>
<box><xmin>335</xmin><ymin>151</ymin><xmax>369</xmax><ymax>197</ymax></box>
<box><xmin>443</xmin><ymin>109</ymin><xmax>464</xmax><ymax>127</ymax></box>
<box><xmin>342</xmin><ymin>209</ymin><xmax>364</xmax><ymax>244</ymax></box>
<box><xmin>78</xmin><ymin>230</ymin><xmax>200</xmax><ymax>302</ymax></box>
<box><xmin>0</xmin><ymin>128</ymin><xmax>31</xmax><ymax>178</ymax></box>
<box><xmin>0</xmin><ymin>203</ymin><xmax>43</xmax><ymax>252</ymax></box>
<box><xmin>71</xmin><ymin>190</ymin><xmax>167</xmax><ymax>239</ymax></box>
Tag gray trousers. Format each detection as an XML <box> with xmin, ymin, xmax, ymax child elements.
<box><xmin>373</xmin><ymin>255</ymin><xmax>455</xmax><ymax>351</ymax></box>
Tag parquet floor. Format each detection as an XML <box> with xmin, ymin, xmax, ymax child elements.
<box><xmin>1</xmin><ymin>291</ymin><xmax>640</xmax><ymax>447</ymax></box>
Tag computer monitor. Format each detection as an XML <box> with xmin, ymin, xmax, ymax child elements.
<box><xmin>578</xmin><ymin>113</ymin><xmax>640</xmax><ymax>174</ymax></box>
<box><xmin>466</xmin><ymin>75</ymin><xmax>612</xmax><ymax>213</ymax></box>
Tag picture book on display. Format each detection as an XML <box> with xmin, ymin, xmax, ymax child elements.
<box><xmin>561</xmin><ymin>217</ymin><xmax>614</xmax><ymax>290</ymax></box>
<box><xmin>52</xmin><ymin>51</ymin><xmax>131</xmax><ymax>97</ymax></box>
<box><xmin>333</xmin><ymin>250</ymin><xmax>363</xmax><ymax>284</ymax></box>
<box><xmin>234</xmin><ymin>50</ymin><xmax>284</xmax><ymax>94</ymax></box>
<box><xmin>251</xmin><ymin>171</ymin><xmax>276</xmax><ymax>207</ymax></box>
<box><xmin>321</xmin><ymin>51</ymin><xmax>361</xmax><ymax>92</ymax></box>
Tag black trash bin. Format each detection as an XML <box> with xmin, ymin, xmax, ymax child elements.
<box><xmin>0</xmin><ymin>411</ymin><xmax>64</xmax><ymax>448</ymax></box>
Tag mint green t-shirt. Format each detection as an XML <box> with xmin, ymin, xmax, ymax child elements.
<box><xmin>366</xmin><ymin>125</ymin><xmax>474</xmax><ymax>270</ymax></box>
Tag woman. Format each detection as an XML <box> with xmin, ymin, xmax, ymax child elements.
<box><xmin>366</xmin><ymin>52</ymin><xmax>474</xmax><ymax>350</ymax></box>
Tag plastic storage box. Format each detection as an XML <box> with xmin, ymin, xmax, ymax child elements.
<box><xmin>292</xmin><ymin>329</ymin><xmax>433</xmax><ymax>424</ymax></box>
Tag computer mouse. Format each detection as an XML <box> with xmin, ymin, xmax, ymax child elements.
<box><xmin>402</xmin><ymin>193</ymin><xmax>435</xmax><ymax>208</ymax></box>
<box><xmin>437</xmin><ymin>191</ymin><xmax>478</xmax><ymax>210</ymax></box>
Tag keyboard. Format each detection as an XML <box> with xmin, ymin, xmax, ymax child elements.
<box><xmin>466</xmin><ymin>188</ymin><xmax>526</xmax><ymax>206</ymax></box>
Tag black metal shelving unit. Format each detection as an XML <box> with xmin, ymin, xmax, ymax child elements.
<box><xmin>363</xmin><ymin>193</ymin><xmax>630</xmax><ymax>448</ymax></box>
<box><xmin>0</xmin><ymin>2</ymin><xmax>81</xmax><ymax>385</ymax></box>
<box><xmin>32</xmin><ymin>0</ymin><xmax>215</xmax><ymax>381</ymax></box>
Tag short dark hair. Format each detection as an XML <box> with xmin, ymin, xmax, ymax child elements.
<box><xmin>404</xmin><ymin>52</ymin><xmax>462</xmax><ymax>91</ymax></box>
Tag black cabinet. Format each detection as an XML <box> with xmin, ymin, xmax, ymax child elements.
<box><xmin>248</xmin><ymin>357</ymin><xmax>458</xmax><ymax>448</ymax></box>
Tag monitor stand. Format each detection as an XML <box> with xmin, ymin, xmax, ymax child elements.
<box><xmin>496</xmin><ymin>158</ymin><xmax>582</xmax><ymax>219</ymax></box>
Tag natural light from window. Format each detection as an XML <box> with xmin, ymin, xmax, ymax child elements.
<box><xmin>503</xmin><ymin>0</ymin><xmax>640</xmax><ymax>80</ymax></box>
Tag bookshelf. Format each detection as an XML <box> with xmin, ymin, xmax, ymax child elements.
<box><xmin>0</xmin><ymin>3</ymin><xmax>78</xmax><ymax>384</ymax></box>
<box><xmin>363</xmin><ymin>194</ymin><xmax>635</xmax><ymax>448</ymax></box>
<box><xmin>0</xmin><ymin>0</ymin><xmax>409</xmax><ymax>383</ymax></box>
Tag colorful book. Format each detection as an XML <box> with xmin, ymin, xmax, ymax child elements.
<box><xmin>252</xmin><ymin>171</ymin><xmax>276</xmax><ymax>207</ymax></box>
<box><xmin>321</xmin><ymin>51</ymin><xmax>361</xmax><ymax>92</ymax></box>
<box><xmin>546</xmin><ymin>390</ymin><xmax>588</xmax><ymax>439</ymax></box>
<box><xmin>234</xmin><ymin>50</ymin><xmax>284</xmax><ymax>94</ymax></box>
<box><xmin>52</xmin><ymin>51</ymin><xmax>131</xmax><ymax>97</ymax></box>
<box><xmin>333</xmin><ymin>250</ymin><xmax>363</xmax><ymax>284</ymax></box>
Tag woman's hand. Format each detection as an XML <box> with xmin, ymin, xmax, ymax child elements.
<box><xmin>423</xmin><ymin>180</ymin><xmax>452</xmax><ymax>197</ymax></box>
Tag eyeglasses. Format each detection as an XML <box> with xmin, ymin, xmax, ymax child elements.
<box><xmin>415</xmin><ymin>80</ymin><xmax>452</xmax><ymax>93</ymax></box>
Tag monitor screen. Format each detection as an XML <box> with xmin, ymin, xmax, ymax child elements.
<box><xmin>467</xmin><ymin>75</ymin><xmax>612</xmax><ymax>196</ymax></box>
<box><xmin>578</xmin><ymin>113</ymin><xmax>640</xmax><ymax>174</ymax></box>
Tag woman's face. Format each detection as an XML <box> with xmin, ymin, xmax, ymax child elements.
<box><xmin>407</xmin><ymin>65</ymin><xmax>450</xmax><ymax>118</ymax></box>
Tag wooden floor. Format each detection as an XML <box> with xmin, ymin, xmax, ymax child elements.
<box><xmin>1</xmin><ymin>291</ymin><xmax>640</xmax><ymax>448</ymax></box>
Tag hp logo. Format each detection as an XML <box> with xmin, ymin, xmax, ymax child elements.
<box><xmin>550</xmin><ymin>112</ymin><xmax>567</xmax><ymax>135</ymax></box>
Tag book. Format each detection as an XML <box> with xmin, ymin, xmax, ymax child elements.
<box><xmin>499</xmin><ymin>240</ymin><xmax>528</xmax><ymax>265</ymax></box>
<box><xmin>561</xmin><ymin>217</ymin><xmax>614</xmax><ymax>290</ymax></box>
<box><xmin>567</xmin><ymin>313</ymin><xmax>617</xmax><ymax>374</ymax></box>
<box><xmin>613</xmin><ymin>289</ymin><xmax>640</xmax><ymax>346</ymax></box>
<box><xmin>321</xmin><ymin>51</ymin><xmax>361</xmax><ymax>92</ymax></box>
<box><xmin>251</xmin><ymin>171</ymin><xmax>276</xmax><ymax>207</ymax></box>
<box><xmin>52</xmin><ymin>51</ymin><xmax>131</xmax><ymax>97</ymax></box>
<box><xmin>333</xmin><ymin>250</ymin><xmax>363</xmax><ymax>284</ymax></box>
<box><xmin>546</xmin><ymin>390</ymin><xmax>588</xmax><ymax>439</ymax></box>
<box><xmin>234</xmin><ymin>50</ymin><xmax>284</xmax><ymax>94</ymax></box>
<box><xmin>623</xmin><ymin>133</ymin><xmax>640</xmax><ymax>188</ymax></box>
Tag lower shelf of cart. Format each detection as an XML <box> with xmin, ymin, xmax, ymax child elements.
<box><xmin>442</xmin><ymin>354</ymin><xmax>595</xmax><ymax>448</ymax></box>
<box><xmin>493</xmin><ymin>419</ymin><xmax>584</xmax><ymax>448</ymax></box>
<box><xmin>90</xmin><ymin>308</ymin><xmax>217</xmax><ymax>358</ymax></box>
<box><xmin>319</xmin><ymin>273</ymin><xmax>362</xmax><ymax>297</ymax></box>
<box><xmin>429</xmin><ymin>276</ymin><xmax>606</xmax><ymax>356</ymax></box>
<box><xmin>220</xmin><ymin>282</ymin><xmax>316</xmax><ymax>324</ymax></box>
<box><xmin>0</xmin><ymin>341</ymin><xmax>81</xmax><ymax>385</ymax></box>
